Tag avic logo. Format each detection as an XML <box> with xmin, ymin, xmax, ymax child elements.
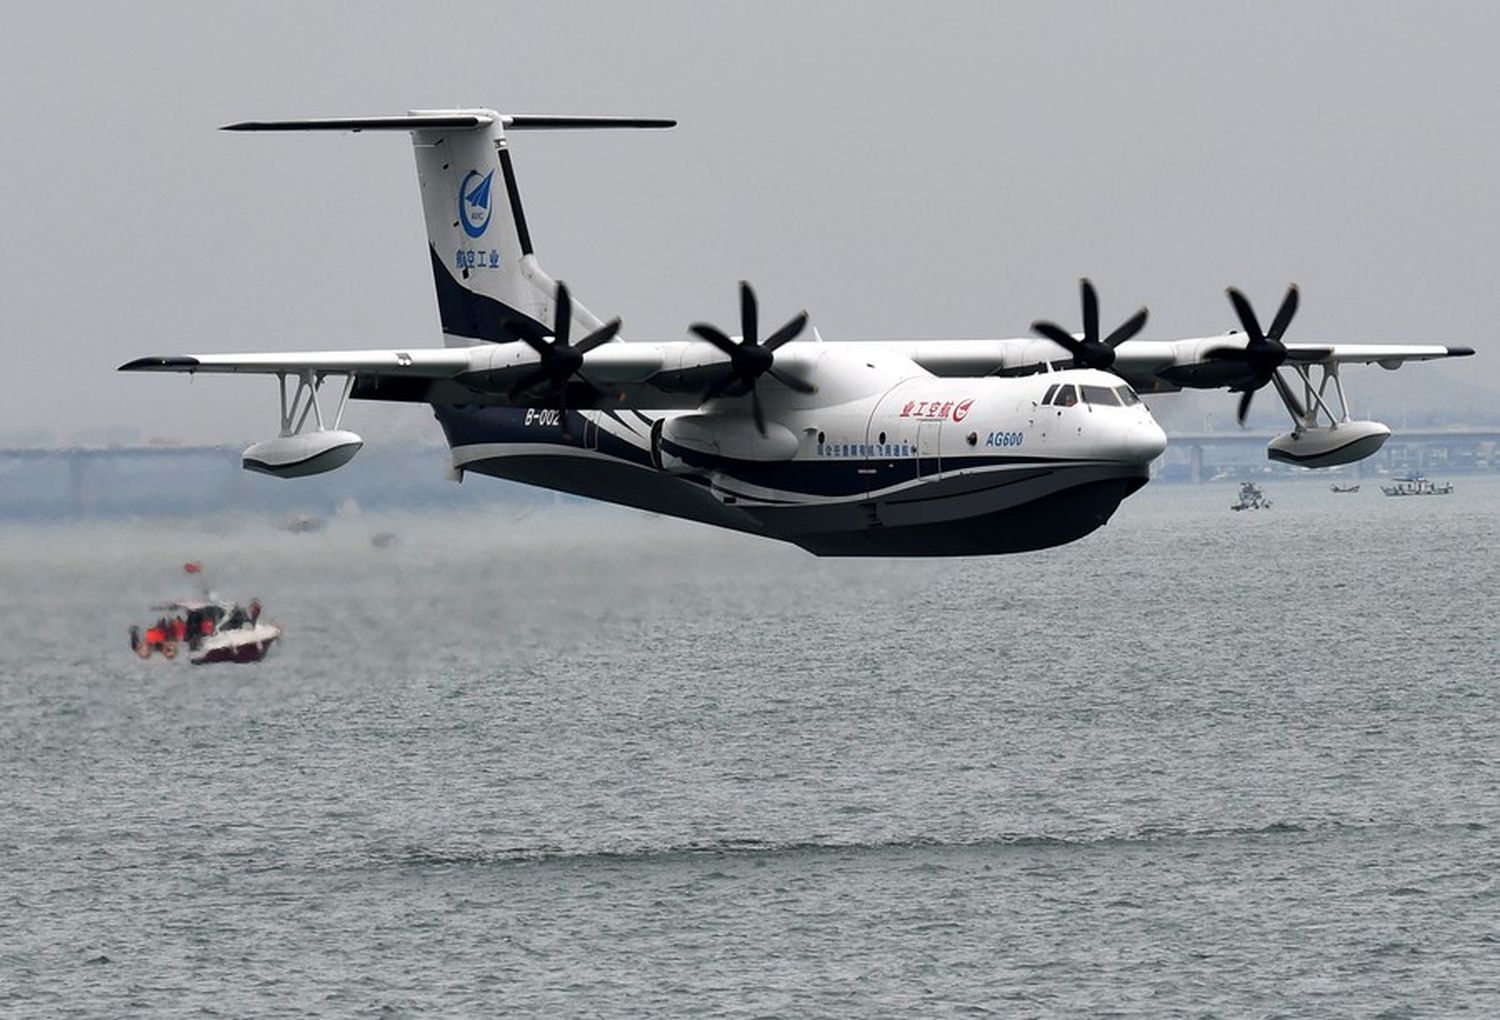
<box><xmin>459</xmin><ymin>170</ymin><xmax>495</xmax><ymax>239</ymax></box>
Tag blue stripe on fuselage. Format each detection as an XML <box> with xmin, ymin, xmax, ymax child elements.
<box><xmin>434</xmin><ymin>405</ymin><xmax>1076</xmax><ymax>500</ymax></box>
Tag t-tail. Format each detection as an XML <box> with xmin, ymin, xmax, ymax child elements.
<box><xmin>222</xmin><ymin>110</ymin><xmax>674</xmax><ymax>347</ymax></box>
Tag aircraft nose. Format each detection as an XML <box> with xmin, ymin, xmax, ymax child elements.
<box><xmin>1134</xmin><ymin>414</ymin><xmax>1170</xmax><ymax>462</ymax></box>
<box><xmin>1131</xmin><ymin>416</ymin><xmax>1168</xmax><ymax>463</ymax></box>
<box><xmin>1104</xmin><ymin>413</ymin><xmax>1167</xmax><ymax>464</ymax></box>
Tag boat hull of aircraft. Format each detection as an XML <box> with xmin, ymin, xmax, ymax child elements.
<box><xmin>440</xmin><ymin>406</ymin><xmax>1150</xmax><ymax>556</ymax></box>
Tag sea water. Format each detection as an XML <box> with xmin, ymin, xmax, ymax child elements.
<box><xmin>1</xmin><ymin>477</ymin><xmax>1497</xmax><ymax>1016</ymax></box>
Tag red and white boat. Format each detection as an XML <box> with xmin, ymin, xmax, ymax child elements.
<box><xmin>130</xmin><ymin>564</ymin><xmax>281</xmax><ymax>665</ymax></box>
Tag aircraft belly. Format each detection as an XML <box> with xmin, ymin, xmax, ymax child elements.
<box><xmin>452</xmin><ymin>447</ymin><xmax>768</xmax><ymax>535</ymax></box>
<box><xmin>440</xmin><ymin>405</ymin><xmax>1151</xmax><ymax>557</ymax></box>
<box><xmin>757</xmin><ymin>461</ymin><xmax>1149</xmax><ymax>556</ymax></box>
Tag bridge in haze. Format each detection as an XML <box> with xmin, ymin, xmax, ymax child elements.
<box><xmin>0</xmin><ymin>443</ymin><xmax>463</xmax><ymax>519</ymax></box>
<box><xmin>1163</xmin><ymin>427</ymin><xmax>1500</xmax><ymax>482</ymax></box>
<box><xmin>1</xmin><ymin>428</ymin><xmax>1496</xmax><ymax>515</ymax></box>
<box><xmin>0</xmin><ymin>445</ymin><xmax>244</xmax><ymax>513</ymax></box>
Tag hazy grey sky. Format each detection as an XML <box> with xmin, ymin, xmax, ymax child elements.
<box><xmin>2</xmin><ymin>1</ymin><xmax>1496</xmax><ymax>444</ymax></box>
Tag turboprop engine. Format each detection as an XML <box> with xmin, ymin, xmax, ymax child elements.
<box><xmin>1266</xmin><ymin>421</ymin><xmax>1389</xmax><ymax>468</ymax></box>
<box><xmin>653</xmin><ymin>414</ymin><xmax>799</xmax><ymax>474</ymax></box>
<box><xmin>242</xmin><ymin>430</ymin><xmax>363</xmax><ymax>478</ymax></box>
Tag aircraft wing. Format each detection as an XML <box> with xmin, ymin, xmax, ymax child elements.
<box><xmin>1282</xmin><ymin>342</ymin><xmax>1471</xmax><ymax>367</ymax></box>
<box><xmin>122</xmin><ymin>334</ymin><xmax>1474</xmax><ymax>405</ymax></box>
<box><xmin>120</xmin><ymin>349</ymin><xmax>479</xmax><ymax>376</ymax></box>
<box><xmin>118</xmin><ymin>341</ymin><xmax>795</xmax><ymax>409</ymax></box>
<box><xmin>891</xmin><ymin>336</ymin><xmax>1474</xmax><ymax>393</ymax></box>
<box><xmin>885</xmin><ymin>337</ymin><xmax>1195</xmax><ymax>391</ymax></box>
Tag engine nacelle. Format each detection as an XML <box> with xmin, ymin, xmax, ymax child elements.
<box><xmin>243</xmin><ymin>430</ymin><xmax>363</xmax><ymax>478</ymax></box>
<box><xmin>1266</xmin><ymin>421</ymin><xmax>1390</xmax><ymax>468</ymax></box>
<box><xmin>653</xmin><ymin>414</ymin><xmax>799</xmax><ymax>474</ymax></box>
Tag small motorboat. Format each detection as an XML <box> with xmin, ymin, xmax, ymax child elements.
<box><xmin>131</xmin><ymin>598</ymin><xmax>280</xmax><ymax>664</ymax></box>
<box><xmin>1380</xmin><ymin>475</ymin><xmax>1453</xmax><ymax>497</ymax></box>
<box><xmin>129</xmin><ymin>563</ymin><xmax>280</xmax><ymax>665</ymax></box>
<box><xmin>1231</xmin><ymin>481</ymin><xmax>1272</xmax><ymax>511</ymax></box>
<box><xmin>279</xmin><ymin>512</ymin><xmax>324</xmax><ymax>534</ymax></box>
<box><xmin>1330</xmin><ymin>483</ymin><xmax>1360</xmax><ymax>493</ymax></box>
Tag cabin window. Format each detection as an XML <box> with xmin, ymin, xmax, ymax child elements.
<box><xmin>878</xmin><ymin>431</ymin><xmax>887</xmax><ymax>445</ymax></box>
<box><xmin>1054</xmin><ymin>385</ymin><xmax>1079</xmax><ymax>407</ymax></box>
<box><xmin>1042</xmin><ymin>383</ymin><xmax>1060</xmax><ymax>405</ymax></box>
<box><xmin>817</xmin><ymin>431</ymin><xmax>826</xmax><ymax>444</ymax></box>
<box><xmin>1081</xmin><ymin>385</ymin><xmax>1119</xmax><ymax>406</ymax></box>
<box><xmin>1115</xmin><ymin>385</ymin><xmax>1141</xmax><ymax>406</ymax></box>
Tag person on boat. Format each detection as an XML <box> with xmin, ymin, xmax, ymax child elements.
<box><xmin>224</xmin><ymin>604</ymin><xmax>247</xmax><ymax>630</ymax></box>
<box><xmin>249</xmin><ymin>599</ymin><xmax>261</xmax><ymax>625</ymax></box>
<box><xmin>129</xmin><ymin>625</ymin><xmax>141</xmax><ymax>652</ymax></box>
<box><xmin>172</xmin><ymin>617</ymin><xmax>187</xmax><ymax>643</ymax></box>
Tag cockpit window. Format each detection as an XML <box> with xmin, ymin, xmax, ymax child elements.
<box><xmin>1054</xmin><ymin>385</ymin><xmax>1078</xmax><ymax>407</ymax></box>
<box><xmin>1081</xmin><ymin>385</ymin><xmax>1119</xmax><ymax>406</ymax></box>
<box><xmin>1041</xmin><ymin>383</ymin><xmax>1059</xmax><ymax>405</ymax></box>
<box><xmin>1115</xmin><ymin>384</ymin><xmax>1141</xmax><ymax>406</ymax></box>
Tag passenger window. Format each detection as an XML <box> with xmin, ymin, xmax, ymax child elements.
<box><xmin>1041</xmin><ymin>383</ymin><xmax>1059</xmax><ymax>405</ymax></box>
<box><xmin>1115</xmin><ymin>385</ymin><xmax>1141</xmax><ymax>406</ymax></box>
<box><xmin>1081</xmin><ymin>385</ymin><xmax>1119</xmax><ymax>406</ymax></box>
<box><xmin>1055</xmin><ymin>385</ymin><xmax>1078</xmax><ymax>407</ymax></box>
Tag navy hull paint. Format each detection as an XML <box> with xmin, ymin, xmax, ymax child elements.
<box><xmin>791</xmin><ymin>478</ymin><xmax>1143</xmax><ymax>556</ymax></box>
<box><xmin>433</xmin><ymin>404</ymin><xmax>1150</xmax><ymax>557</ymax></box>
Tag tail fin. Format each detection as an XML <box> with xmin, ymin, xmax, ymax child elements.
<box><xmin>223</xmin><ymin>111</ymin><xmax>674</xmax><ymax>347</ymax></box>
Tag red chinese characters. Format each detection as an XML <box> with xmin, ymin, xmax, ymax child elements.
<box><xmin>898</xmin><ymin>397</ymin><xmax>976</xmax><ymax>421</ymax></box>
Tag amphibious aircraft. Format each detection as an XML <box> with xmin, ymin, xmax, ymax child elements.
<box><xmin>121</xmin><ymin>109</ymin><xmax>1473</xmax><ymax>556</ymax></box>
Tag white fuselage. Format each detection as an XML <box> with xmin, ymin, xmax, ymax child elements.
<box><xmin>437</xmin><ymin>347</ymin><xmax>1166</xmax><ymax>556</ymax></box>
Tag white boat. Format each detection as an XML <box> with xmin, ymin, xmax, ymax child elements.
<box><xmin>130</xmin><ymin>564</ymin><xmax>281</xmax><ymax>664</ymax></box>
<box><xmin>1231</xmin><ymin>481</ymin><xmax>1271</xmax><ymax>511</ymax></box>
<box><xmin>1330</xmin><ymin>483</ymin><xmax>1360</xmax><ymax>493</ymax></box>
<box><xmin>1380</xmin><ymin>475</ymin><xmax>1453</xmax><ymax>497</ymax></box>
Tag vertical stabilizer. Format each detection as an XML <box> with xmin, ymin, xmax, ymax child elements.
<box><xmin>409</xmin><ymin>110</ymin><xmax>567</xmax><ymax>346</ymax></box>
<box><xmin>223</xmin><ymin>110</ymin><xmax>675</xmax><ymax>347</ymax></box>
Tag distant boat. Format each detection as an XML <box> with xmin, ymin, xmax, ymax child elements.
<box><xmin>1330</xmin><ymin>483</ymin><xmax>1360</xmax><ymax>493</ymax></box>
<box><xmin>1231</xmin><ymin>481</ymin><xmax>1271</xmax><ymax>511</ymax></box>
<box><xmin>1380</xmin><ymin>475</ymin><xmax>1453</xmax><ymax>497</ymax></box>
<box><xmin>129</xmin><ymin>564</ymin><xmax>279</xmax><ymax>665</ymax></box>
<box><xmin>279</xmin><ymin>512</ymin><xmax>323</xmax><ymax>533</ymax></box>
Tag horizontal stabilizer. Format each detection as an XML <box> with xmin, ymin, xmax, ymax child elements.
<box><xmin>221</xmin><ymin>113</ymin><xmax>674</xmax><ymax>133</ymax></box>
<box><xmin>222</xmin><ymin>114</ymin><xmax>493</xmax><ymax>132</ymax></box>
<box><xmin>504</xmin><ymin>115</ymin><xmax>676</xmax><ymax>131</ymax></box>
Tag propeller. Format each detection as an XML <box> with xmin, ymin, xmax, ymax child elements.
<box><xmin>1211</xmin><ymin>284</ymin><xmax>1306</xmax><ymax>425</ymax></box>
<box><xmin>690</xmin><ymin>281</ymin><xmax>815</xmax><ymax>436</ymax></box>
<box><xmin>1031</xmin><ymin>278</ymin><xmax>1149</xmax><ymax>371</ymax></box>
<box><xmin>508</xmin><ymin>281</ymin><xmax>621</xmax><ymax>434</ymax></box>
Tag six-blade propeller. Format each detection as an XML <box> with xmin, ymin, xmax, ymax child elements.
<box><xmin>690</xmin><ymin>280</ymin><xmax>815</xmax><ymax>436</ymax></box>
<box><xmin>516</xmin><ymin>277</ymin><xmax>1306</xmax><ymax>438</ymax></box>
<box><xmin>509</xmin><ymin>281</ymin><xmax>621</xmax><ymax>434</ymax></box>
<box><xmin>1210</xmin><ymin>284</ymin><xmax>1307</xmax><ymax>425</ymax></box>
<box><xmin>1031</xmin><ymin>278</ymin><xmax>1149</xmax><ymax>372</ymax></box>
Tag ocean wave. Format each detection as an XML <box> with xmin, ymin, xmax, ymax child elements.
<box><xmin>366</xmin><ymin>819</ymin><xmax>1420</xmax><ymax>870</ymax></box>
